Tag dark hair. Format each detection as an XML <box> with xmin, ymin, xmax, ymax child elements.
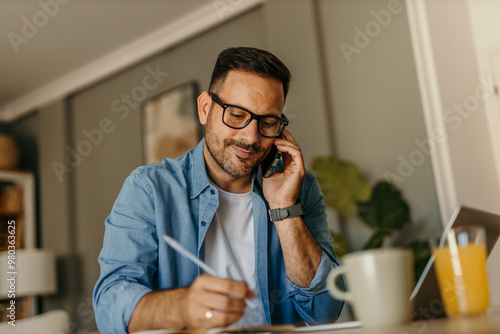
<box><xmin>208</xmin><ymin>47</ymin><xmax>291</xmax><ymax>100</ymax></box>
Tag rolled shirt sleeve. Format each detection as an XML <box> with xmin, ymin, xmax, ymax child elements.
<box><xmin>285</xmin><ymin>252</ymin><xmax>344</xmax><ymax>325</ymax></box>
<box><xmin>93</xmin><ymin>169</ymin><xmax>158</xmax><ymax>334</ymax></box>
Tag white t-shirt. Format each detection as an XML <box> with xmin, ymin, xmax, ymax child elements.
<box><xmin>204</xmin><ymin>186</ymin><xmax>266</xmax><ymax>326</ymax></box>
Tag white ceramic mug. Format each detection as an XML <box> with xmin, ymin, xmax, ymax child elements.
<box><xmin>327</xmin><ymin>248</ymin><xmax>414</xmax><ymax>327</ymax></box>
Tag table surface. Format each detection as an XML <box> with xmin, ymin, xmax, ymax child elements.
<box><xmin>314</xmin><ymin>307</ymin><xmax>500</xmax><ymax>334</ymax></box>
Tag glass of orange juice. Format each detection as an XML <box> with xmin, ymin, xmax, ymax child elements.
<box><xmin>433</xmin><ymin>226</ymin><xmax>490</xmax><ymax>317</ymax></box>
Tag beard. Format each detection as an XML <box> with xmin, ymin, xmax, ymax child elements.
<box><xmin>204</xmin><ymin>115</ymin><xmax>267</xmax><ymax>178</ymax></box>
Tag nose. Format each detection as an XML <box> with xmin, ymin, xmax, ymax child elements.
<box><xmin>238</xmin><ymin>118</ymin><xmax>261</xmax><ymax>143</ymax></box>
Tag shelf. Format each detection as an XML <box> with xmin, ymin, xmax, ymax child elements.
<box><xmin>0</xmin><ymin>170</ymin><xmax>36</xmax><ymax>321</ymax></box>
<box><xmin>0</xmin><ymin>171</ymin><xmax>35</xmax><ymax>249</ymax></box>
<box><xmin>0</xmin><ymin>209</ymin><xmax>23</xmax><ymax>216</ymax></box>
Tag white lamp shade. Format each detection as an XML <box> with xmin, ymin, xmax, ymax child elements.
<box><xmin>0</xmin><ymin>249</ymin><xmax>57</xmax><ymax>297</ymax></box>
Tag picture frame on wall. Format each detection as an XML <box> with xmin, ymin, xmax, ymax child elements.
<box><xmin>141</xmin><ymin>81</ymin><xmax>202</xmax><ymax>165</ymax></box>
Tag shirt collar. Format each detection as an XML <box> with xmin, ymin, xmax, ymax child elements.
<box><xmin>252</xmin><ymin>164</ymin><xmax>264</xmax><ymax>189</ymax></box>
<box><xmin>190</xmin><ymin>138</ymin><xmax>212</xmax><ymax>199</ymax></box>
<box><xmin>190</xmin><ymin>138</ymin><xmax>264</xmax><ymax>198</ymax></box>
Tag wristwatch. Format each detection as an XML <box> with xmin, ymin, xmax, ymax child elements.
<box><xmin>268</xmin><ymin>199</ymin><xmax>306</xmax><ymax>221</ymax></box>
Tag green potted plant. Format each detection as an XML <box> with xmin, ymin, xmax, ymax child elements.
<box><xmin>357</xmin><ymin>180</ymin><xmax>410</xmax><ymax>249</ymax></box>
<box><xmin>310</xmin><ymin>156</ymin><xmax>410</xmax><ymax>251</ymax></box>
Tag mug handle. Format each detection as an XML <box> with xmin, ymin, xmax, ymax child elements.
<box><xmin>326</xmin><ymin>267</ymin><xmax>352</xmax><ymax>302</ymax></box>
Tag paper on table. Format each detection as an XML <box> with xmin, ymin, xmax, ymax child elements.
<box><xmin>294</xmin><ymin>321</ymin><xmax>362</xmax><ymax>332</ymax></box>
<box><xmin>134</xmin><ymin>321</ymin><xmax>362</xmax><ymax>334</ymax></box>
<box><xmin>134</xmin><ymin>324</ymin><xmax>296</xmax><ymax>334</ymax></box>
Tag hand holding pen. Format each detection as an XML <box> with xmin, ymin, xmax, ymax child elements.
<box><xmin>162</xmin><ymin>234</ymin><xmax>256</xmax><ymax>328</ymax></box>
<box><xmin>163</xmin><ymin>234</ymin><xmax>256</xmax><ymax>309</ymax></box>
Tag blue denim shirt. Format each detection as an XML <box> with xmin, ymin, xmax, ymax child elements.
<box><xmin>93</xmin><ymin>139</ymin><xmax>344</xmax><ymax>334</ymax></box>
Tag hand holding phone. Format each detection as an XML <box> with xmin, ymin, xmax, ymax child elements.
<box><xmin>262</xmin><ymin>128</ymin><xmax>306</xmax><ymax>210</ymax></box>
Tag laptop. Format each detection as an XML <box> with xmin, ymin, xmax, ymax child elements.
<box><xmin>411</xmin><ymin>205</ymin><xmax>500</xmax><ymax>320</ymax></box>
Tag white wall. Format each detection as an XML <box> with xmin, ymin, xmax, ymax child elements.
<box><xmin>317</xmin><ymin>0</ymin><xmax>441</xmax><ymax>249</ymax></box>
<box><xmin>468</xmin><ymin>0</ymin><xmax>500</xmax><ymax>48</ymax></box>
<box><xmin>468</xmin><ymin>0</ymin><xmax>500</xmax><ymax>219</ymax></box>
<box><xmin>425</xmin><ymin>0</ymin><xmax>500</xmax><ymax>215</ymax></box>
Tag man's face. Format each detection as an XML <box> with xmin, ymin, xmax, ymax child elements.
<box><xmin>200</xmin><ymin>70</ymin><xmax>285</xmax><ymax>179</ymax></box>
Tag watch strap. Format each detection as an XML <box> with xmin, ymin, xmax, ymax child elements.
<box><xmin>268</xmin><ymin>199</ymin><xmax>305</xmax><ymax>221</ymax></box>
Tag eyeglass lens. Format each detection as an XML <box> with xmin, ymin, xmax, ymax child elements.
<box><xmin>224</xmin><ymin>106</ymin><xmax>283</xmax><ymax>137</ymax></box>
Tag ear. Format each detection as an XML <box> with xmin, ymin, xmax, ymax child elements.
<box><xmin>197</xmin><ymin>91</ymin><xmax>212</xmax><ymax>126</ymax></box>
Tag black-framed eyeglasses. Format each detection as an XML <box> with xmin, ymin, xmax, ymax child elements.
<box><xmin>210</xmin><ymin>93</ymin><xmax>289</xmax><ymax>138</ymax></box>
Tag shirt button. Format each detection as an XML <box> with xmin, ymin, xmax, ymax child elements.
<box><xmin>210</xmin><ymin>190</ymin><xmax>215</xmax><ymax>195</ymax></box>
<box><xmin>201</xmin><ymin>221</ymin><xmax>207</xmax><ymax>226</ymax></box>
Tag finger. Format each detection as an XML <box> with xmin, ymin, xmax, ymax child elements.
<box><xmin>207</xmin><ymin>308</ymin><xmax>245</xmax><ymax>328</ymax></box>
<box><xmin>274</xmin><ymin>139</ymin><xmax>300</xmax><ymax>155</ymax></box>
<box><xmin>275</xmin><ymin>142</ymin><xmax>303</xmax><ymax>163</ymax></box>
<box><xmin>196</xmin><ymin>275</ymin><xmax>252</xmax><ymax>301</ymax></box>
<box><xmin>275</xmin><ymin>141</ymin><xmax>300</xmax><ymax>153</ymax></box>
<box><xmin>205</xmin><ymin>292</ymin><xmax>247</xmax><ymax>313</ymax></box>
<box><xmin>275</xmin><ymin>144</ymin><xmax>306</xmax><ymax>176</ymax></box>
<box><xmin>190</xmin><ymin>287</ymin><xmax>246</xmax><ymax>314</ymax></box>
<box><xmin>280</xmin><ymin>129</ymin><xmax>299</xmax><ymax>145</ymax></box>
<box><xmin>189</xmin><ymin>305</ymin><xmax>243</xmax><ymax>329</ymax></box>
<box><xmin>185</xmin><ymin>287</ymin><xmax>246</xmax><ymax>329</ymax></box>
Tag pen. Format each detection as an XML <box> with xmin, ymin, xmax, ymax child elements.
<box><xmin>162</xmin><ymin>234</ymin><xmax>257</xmax><ymax>309</ymax></box>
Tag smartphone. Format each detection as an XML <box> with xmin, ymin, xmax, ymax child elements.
<box><xmin>262</xmin><ymin>115</ymin><xmax>287</xmax><ymax>178</ymax></box>
<box><xmin>262</xmin><ymin>144</ymin><xmax>282</xmax><ymax>178</ymax></box>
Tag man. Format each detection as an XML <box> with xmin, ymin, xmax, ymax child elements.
<box><xmin>93</xmin><ymin>47</ymin><xmax>344</xmax><ymax>333</ymax></box>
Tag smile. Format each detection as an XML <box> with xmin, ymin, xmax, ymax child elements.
<box><xmin>231</xmin><ymin>145</ymin><xmax>257</xmax><ymax>159</ymax></box>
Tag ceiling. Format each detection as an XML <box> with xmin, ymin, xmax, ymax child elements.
<box><xmin>0</xmin><ymin>0</ymin><xmax>218</xmax><ymax>121</ymax></box>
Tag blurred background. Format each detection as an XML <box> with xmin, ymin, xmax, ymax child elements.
<box><xmin>0</xmin><ymin>0</ymin><xmax>499</xmax><ymax>332</ymax></box>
